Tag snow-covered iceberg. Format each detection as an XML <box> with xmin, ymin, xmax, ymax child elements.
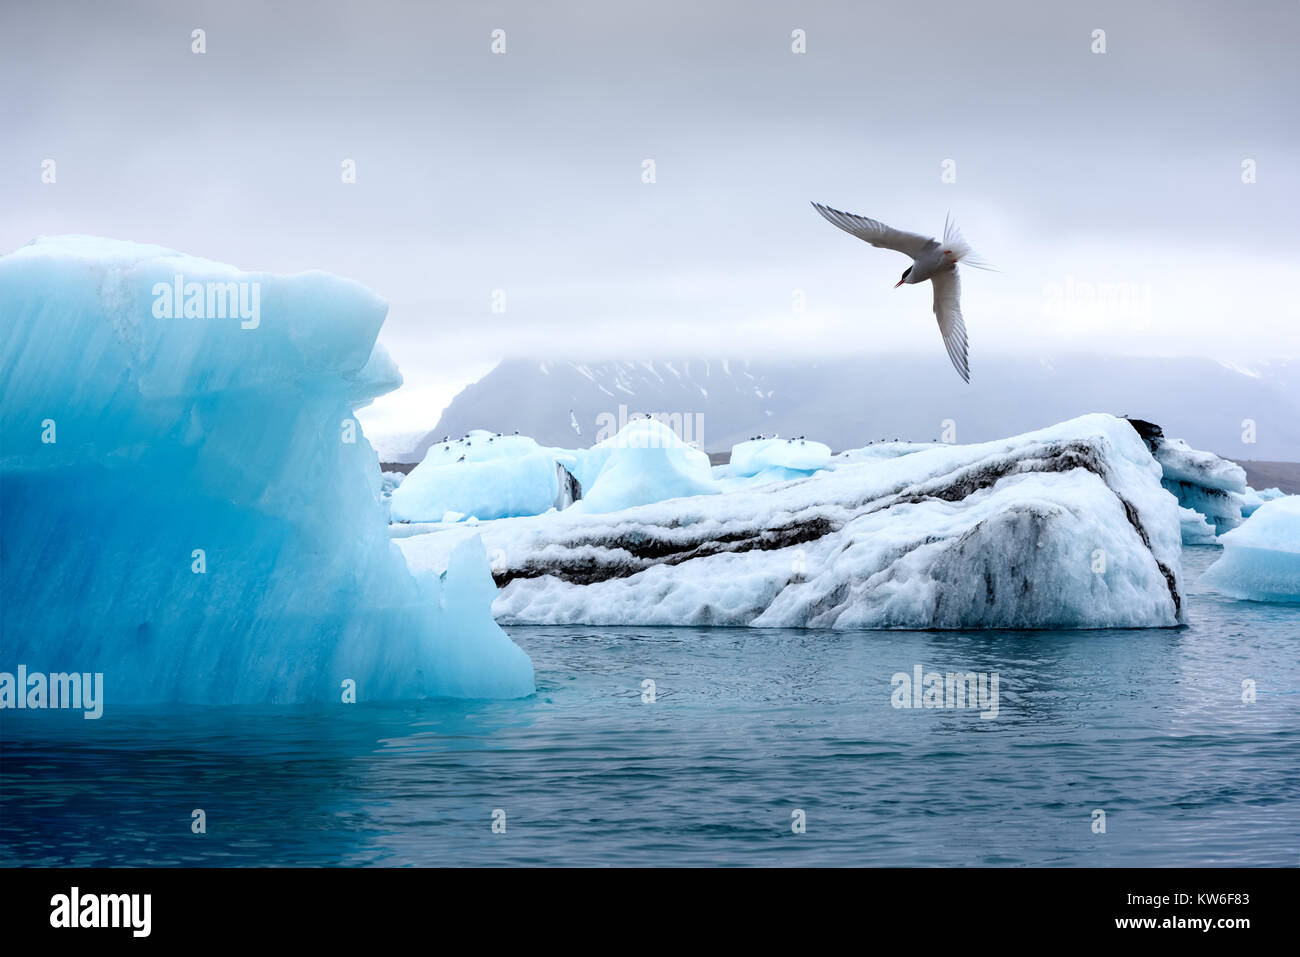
<box><xmin>0</xmin><ymin>237</ymin><xmax>534</xmax><ymax>704</ymax></box>
<box><xmin>1200</xmin><ymin>495</ymin><xmax>1300</xmax><ymax>603</ymax></box>
<box><xmin>398</xmin><ymin>414</ymin><xmax>1186</xmax><ymax>629</ymax></box>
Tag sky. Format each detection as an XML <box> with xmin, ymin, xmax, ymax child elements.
<box><xmin>3</xmin><ymin>0</ymin><xmax>1297</xmax><ymax>434</ymax></box>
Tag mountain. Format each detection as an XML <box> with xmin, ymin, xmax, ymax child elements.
<box><xmin>398</xmin><ymin>356</ymin><xmax>1300</xmax><ymax>463</ymax></box>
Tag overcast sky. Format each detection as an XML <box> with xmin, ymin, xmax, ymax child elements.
<box><xmin>3</xmin><ymin>0</ymin><xmax>1297</xmax><ymax>433</ymax></box>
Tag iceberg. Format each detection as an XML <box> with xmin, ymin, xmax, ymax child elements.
<box><xmin>1239</xmin><ymin>484</ymin><xmax>1285</xmax><ymax>519</ymax></box>
<box><xmin>1200</xmin><ymin>495</ymin><xmax>1300</xmax><ymax>603</ymax></box>
<box><xmin>1155</xmin><ymin>436</ymin><xmax>1249</xmax><ymax>534</ymax></box>
<box><xmin>1121</xmin><ymin>417</ymin><xmax>1267</xmax><ymax>543</ymax></box>
<box><xmin>569</xmin><ymin>417</ymin><xmax>718</xmax><ymax>514</ymax></box>
<box><xmin>0</xmin><ymin>237</ymin><xmax>534</xmax><ymax>704</ymax></box>
<box><xmin>390</xmin><ymin>430</ymin><xmax>577</xmax><ymax>523</ymax></box>
<box><xmin>390</xmin><ymin>419</ymin><xmax>715</xmax><ymax>522</ymax></box>
<box><xmin>1124</xmin><ymin>420</ymin><xmax>1243</xmax><ymax>536</ymax></box>
<box><xmin>717</xmin><ymin>435</ymin><xmax>833</xmax><ymax>488</ymax></box>
<box><xmin>398</xmin><ymin>414</ymin><xmax>1186</xmax><ymax>629</ymax></box>
<box><xmin>1178</xmin><ymin>506</ymin><xmax>1219</xmax><ymax>546</ymax></box>
<box><xmin>729</xmin><ymin>436</ymin><xmax>831</xmax><ymax>477</ymax></box>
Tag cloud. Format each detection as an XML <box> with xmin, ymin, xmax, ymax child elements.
<box><xmin>3</xmin><ymin>0</ymin><xmax>1296</xmax><ymax>432</ymax></box>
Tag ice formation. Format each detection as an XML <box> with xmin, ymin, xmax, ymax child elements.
<box><xmin>1119</xmin><ymin>418</ymin><xmax>1275</xmax><ymax>544</ymax></box>
<box><xmin>1153</xmin><ymin>436</ymin><xmax>1250</xmax><ymax>534</ymax></box>
<box><xmin>0</xmin><ymin>237</ymin><xmax>534</xmax><ymax>704</ymax></box>
<box><xmin>729</xmin><ymin>437</ymin><xmax>831</xmax><ymax>478</ymax></box>
<box><xmin>390</xmin><ymin>430</ymin><xmax>577</xmax><ymax>523</ymax></box>
<box><xmin>398</xmin><ymin>414</ymin><xmax>1186</xmax><ymax>629</ymax></box>
<box><xmin>1178</xmin><ymin>506</ymin><xmax>1219</xmax><ymax>546</ymax></box>
<box><xmin>1200</xmin><ymin>495</ymin><xmax>1300</xmax><ymax>603</ymax></box>
<box><xmin>568</xmin><ymin>417</ymin><xmax>718</xmax><ymax>513</ymax></box>
<box><xmin>1239</xmin><ymin>485</ymin><xmax>1285</xmax><ymax>519</ymax></box>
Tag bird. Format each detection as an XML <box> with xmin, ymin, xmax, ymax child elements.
<box><xmin>811</xmin><ymin>202</ymin><xmax>991</xmax><ymax>382</ymax></box>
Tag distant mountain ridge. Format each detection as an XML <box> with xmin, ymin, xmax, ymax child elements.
<box><xmin>399</xmin><ymin>356</ymin><xmax>1300</xmax><ymax>463</ymax></box>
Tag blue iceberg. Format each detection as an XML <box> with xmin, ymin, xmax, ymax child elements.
<box><xmin>0</xmin><ymin>237</ymin><xmax>534</xmax><ymax>704</ymax></box>
<box><xmin>391</xmin><ymin>430</ymin><xmax>577</xmax><ymax>523</ymax></box>
<box><xmin>1201</xmin><ymin>495</ymin><xmax>1300</xmax><ymax>603</ymax></box>
<box><xmin>569</xmin><ymin>417</ymin><xmax>719</xmax><ymax>514</ymax></box>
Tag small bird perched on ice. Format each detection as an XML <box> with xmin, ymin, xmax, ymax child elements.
<box><xmin>811</xmin><ymin>202</ymin><xmax>991</xmax><ymax>382</ymax></box>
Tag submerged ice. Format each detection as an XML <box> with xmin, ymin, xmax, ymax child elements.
<box><xmin>0</xmin><ymin>237</ymin><xmax>534</xmax><ymax>704</ymax></box>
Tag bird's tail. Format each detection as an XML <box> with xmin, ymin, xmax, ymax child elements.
<box><xmin>944</xmin><ymin>213</ymin><xmax>997</xmax><ymax>271</ymax></box>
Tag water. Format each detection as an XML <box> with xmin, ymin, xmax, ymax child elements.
<box><xmin>2</xmin><ymin>547</ymin><xmax>1297</xmax><ymax>866</ymax></box>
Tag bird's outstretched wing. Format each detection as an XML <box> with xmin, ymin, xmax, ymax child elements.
<box><xmin>811</xmin><ymin>202</ymin><xmax>938</xmax><ymax>258</ymax></box>
<box><xmin>931</xmin><ymin>267</ymin><xmax>970</xmax><ymax>382</ymax></box>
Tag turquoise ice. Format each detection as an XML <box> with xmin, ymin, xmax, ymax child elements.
<box><xmin>1201</xmin><ymin>495</ymin><xmax>1300</xmax><ymax>603</ymax></box>
<box><xmin>0</xmin><ymin>237</ymin><xmax>534</xmax><ymax>704</ymax></box>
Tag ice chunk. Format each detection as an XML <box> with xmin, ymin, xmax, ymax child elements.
<box><xmin>379</xmin><ymin>469</ymin><xmax>405</xmax><ymax>506</ymax></box>
<box><xmin>729</xmin><ymin>437</ymin><xmax>831</xmax><ymax>477</ymax></box>
<box><xmin>1179</xmin><ymin>506</ymin><xmax>1219</xmax><ymax>545</ymax></box>
<box><xmin>1240</xmin><ymin>485</ymin><xmax>1285</xmax><ymax>519</ymax></box>
<box><xmin>1122</xmin><ymin>421</ymin><xmax>1259</xmax><ymax>542</ymax></box>
<box><xmin>391</xmin><ymin>430</ymin><xmax>574</xmax><ymax>523</ymax></box>
<box><xmin>1151</xmin><ymin>435</ymin><xmax>1248</xmax><ymax>535</ymax></box>
<box><xmin>399</xmin><ymin>414</ymin><xmax>1186</xmax><ymax>629</ymax></box>
<box><xmin>1200</xmin><ymin>495</ymin><xmax>1300</xmax><ymax>603</ymax></box>
<box><xmin>572</xmin><ymin>417</ymin><xmax>718</xmax><ymax>513</ymax></box>
<box><xmin>0</xmin><ymin>236</ymin><xmax>533</xmax><ymax>703</ymax></box>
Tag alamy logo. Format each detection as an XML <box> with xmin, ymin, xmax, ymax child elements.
<box><xmin>152</xmin><ymin>274</ymin><xmax>261</xmax><ymax>329</ymax></box>
<box><xmin>0</xmin><ymin>665</ymin><xmax>103</xmax><ymax>719</ymax></box>
<box><xmin>891</xmin><ymin>664</ymin><xmax>999</xmax><ymax>719</ymax></box>
<box><xmin>594</xmin><ymin>404</ymin><xmax>705</xmax><ymax>448</ymax></box>
<box><xmin>50</xmin><ymin>887</ymin><xmax>150</xmax><ymax>937</ymax></box>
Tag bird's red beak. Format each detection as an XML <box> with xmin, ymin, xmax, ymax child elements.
<box><xmin>894</xmin><ymin>279</ymin><xmax>905</xmax><ymax>288</ymax></box>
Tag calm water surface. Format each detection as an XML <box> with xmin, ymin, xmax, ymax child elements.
<box><xmin>3</xmin><ymin>547</ymin><xmax>1297</xmax><ymax>866</ymax></box>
